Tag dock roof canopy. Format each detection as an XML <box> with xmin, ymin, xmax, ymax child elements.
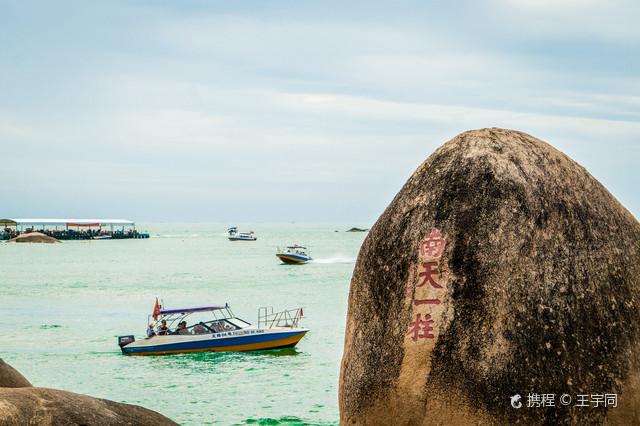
<box><xmin>0</xmin><ymin>218</ymin><xmax>135</xmax><ymax>227</ymax></box>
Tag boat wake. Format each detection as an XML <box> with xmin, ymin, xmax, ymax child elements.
<box><xmin>313</xmin><ymin>256</ymin><xmax>356</xmax><ymax>264</ymax></box>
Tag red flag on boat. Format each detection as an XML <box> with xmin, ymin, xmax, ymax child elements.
<box><xmin>152</xmin><ymin>298</ymin><xmax>161</xmax><ymax>321</ymax></box>
<box><xmin>300</xmin><ymin>308</ymin><xmax>304</xmax><ymax>317</ymax></box>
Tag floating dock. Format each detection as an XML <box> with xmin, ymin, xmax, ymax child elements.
<box><xmin>0</xmin><ymin>218</ymin><xmax>149</xmax><ymax>241</ymax></box>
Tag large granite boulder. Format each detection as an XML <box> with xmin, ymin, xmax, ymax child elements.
<box><xmin>339</xmin><ymin>128</ymin><xmax>640</xmax><ymax>424</ymax></box>
<box><xmin>0</xmin><ymin>359</ymin><xmax>177</xmax><ymax>425</ymax></box>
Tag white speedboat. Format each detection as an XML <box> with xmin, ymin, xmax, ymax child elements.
<box><xmin>276</xmin><ymin>244</ymin><xmax>312</xmax><ymax>264</ymax></box>
<box><xmin>228</xmin><ymin>227</ymin><xmax>257</xmax><ymax>241</ymax></box>
<box><xmin>93</xmin><ymin>235</ymin><xmax>112</xmax><ymax>240</ymax></box>
<box><xmin>118</xmin><ymin>303</ymin><xmax>307</xmax><ymax>356</ymax></box>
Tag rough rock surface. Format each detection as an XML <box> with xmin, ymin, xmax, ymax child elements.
<box><xmin>7</xmin><ymin>232</ymin><xmax>60</xmax><ymax>243</ymax></box>
<box><xmin>0</xmin><ymin>360</ymin><xmax>32</xmax><ymax>388</ymax></box>
<box><xmin>339</xmin><ymin>128</ymin><xmax>640</xmax><ymax>425</ymax></box>
<box><xmin>0</xmin><ymin>360</ymin><xmax>177</xmax><ymax>425</ymax></box>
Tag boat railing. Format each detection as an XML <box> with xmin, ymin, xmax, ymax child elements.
<box><xmin>257</xmin><ymin>306</ymin><xmax>303</xmax><ymax>329</ymax></box>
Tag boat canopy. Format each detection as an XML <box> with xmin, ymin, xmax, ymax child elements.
<box><xmin>0</xmin><ymin>218</ymin><xmax>135</xmax><ymax>227</ymax></box>
<box><xmin>287</xmin><ymin>244</ymin><xmax>307</xmax><ymax>249</ymax></box>
<box><xmin>159</xmin><ymin>304</ymin><xmax>228</xmax><ymax>315</ymax></box>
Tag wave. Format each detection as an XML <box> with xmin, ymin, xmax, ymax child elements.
<box><xmin>313</xmin><ymin>256</ymin><xmax>356</xmax><ymax>264</ymax></box>
<box><xmin>155</xmin><ymin>234</ymin><xmax>201</xmax><ymax>238</ymax></box>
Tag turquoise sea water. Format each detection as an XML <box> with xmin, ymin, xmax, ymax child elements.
<box><xmin>0</xmin><ymin>224</ymin><xmax>366</xmax><ymax>425</ymax></box>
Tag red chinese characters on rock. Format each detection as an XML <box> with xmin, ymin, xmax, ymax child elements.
<box><xmin>421</xmin><ymin>229</ymin><xmax>446</xmax><ymax>258</ymax></box>
<box><xmin>407</xmin><ymin>228</ymin><xmax>447</xmax><ymax>342</ymax></box>
<box><xmin>407</xmin><ymin>313</ymin><xmax>434</xmax><ymax>341</ymax></box>
<box><xmin>417</xmin><ymin>261</ymin><xmax>443</xmax><ymax>289</ymax></box>
<box><xmin>414</xmin><ymin>298</ymin><xmax>440</xmax><ymax>305</ymax></box>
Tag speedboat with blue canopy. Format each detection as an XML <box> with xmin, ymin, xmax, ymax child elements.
<box><xmin>227</xmin><ymin>227</ymin><xmax>257</xmax><ymax>241</ymax></box>
<box><xmin>117</xmin><ymin>303</ymin><xmax>307</xmax><ymax>356</ymax></box>
<box><xmin>276</xmin><ymin>244</ymin><xmax>312</xmax><ymax>264</ymax></box>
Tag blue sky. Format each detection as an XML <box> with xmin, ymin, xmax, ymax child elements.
<box><xmin>1</xmin><ymin>0</ymin><xmax>638</xmax><ymax>223</ymax></box>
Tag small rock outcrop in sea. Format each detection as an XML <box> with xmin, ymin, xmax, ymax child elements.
<box><xmin>345</xmin><ymin>227</ymin><xmax>368</xmax><ymax>232</ymax></box>
<box><xmin>0</xmin><ymin>359</ymin><xmax>177</xmax><ymax>425</ymax></box>
<box><xmin>7</xmin><ymin>232</ymin><xmax>60</xmax><ymax>243</ymax></box>
<box><xmin>339</xmin><ymin>128</ymin><xmax>640</xmax><ymax>425</ymax></box>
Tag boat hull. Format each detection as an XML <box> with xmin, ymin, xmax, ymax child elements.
<box><xmin>276</xmin><ymin>254</ymin><xmax>311</xmax><ymax>264</ymax></box>
<box><xmin>228</xmin><ymin>236</ymin><xmax>257</xmax><ymax>241</ymax></box>
<box><xmin>121</xmin><ymin>329</ymin><xmax>307</xmax><ymax>356</ymax></box>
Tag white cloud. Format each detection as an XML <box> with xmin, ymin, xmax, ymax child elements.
<box><xmin>0</xmin><ymin>114</ymin><xmax>42</xmax><ymax>141</ymax></box>
<box><xmin>277</xmin><ymin>91</ymin><xmax>640</xmax><ymax>136</ymax></box>
<box><xmin>494</xmin><ymin>0</ymin><xmax>640</xmax><ymax>42</ymax></box>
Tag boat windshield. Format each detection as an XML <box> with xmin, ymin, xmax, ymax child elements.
<box><xmin>287</xmin><ymin>244</ymin><xmax>306</xmax><ymax>249</ymax></box>
<box><xmin>148</xmin><ymin>304</ymin><xmax>251</xmax><ymax>336</ymax></box>
<box><xmin>227</xmin><ymin>317</ymin><xmax>251</xmax><ymax>328</ymax></box>
<box><xmin>278</xmin><ymin>244</ymin><xmax>308</xmax><ymax>252</ymax></box>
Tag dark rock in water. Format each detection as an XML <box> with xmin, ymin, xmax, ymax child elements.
<box><xmin>0</xmin><ymin>359</ymin><xmax>32</xmax><ymax>388</ymax></box>
<box><xmin>7</xmin><ymin>232</ymin><xmax>60</xmax><ymax>243</ymax></box>
<box><xmin>346</xmin><ymin>227</ymin><xmax>368</xmax><ymax>232</ymax></box>
<box><xmin>0</xmin><ymin>360</ymin><xmax>177</xmax><ymax>425</ymax></box>
<box><xmin>339</xmin><ymin>128</ymin><xmax>640</xmax><ymax>425</ymax></box>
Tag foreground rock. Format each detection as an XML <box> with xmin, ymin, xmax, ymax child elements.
<box><xmin>340</xmin><ymin>128</ymin><xmax>640</xmax><ymax>425</ymax></box>
<box><xmin>0</xmin><ymin>388</ymin><xmax>177</xmax><ymax>426</ymax></box>
<box><xmin>0</xmin><ymin>360</ymin><xmax>32</xmax><ymax>388</ymax></box>
<box><xmin>0</xmin><ymin>359</ymin><xmax>177</xmax><ymax>425</ymax></box>
<box><xmin>7</xmin><ymin>232</ymin><xmax>60</xmax><ymax>243</ymax></box>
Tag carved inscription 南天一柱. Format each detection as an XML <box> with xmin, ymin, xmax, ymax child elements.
<box><xmin>406</xmin><ymin>229</ymin><xmax>448</xmax><ymax>342</ymax></box>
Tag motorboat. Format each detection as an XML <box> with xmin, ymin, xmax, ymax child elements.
<box><xmin>93</xmin><ymin>234</ymin><xmax>112</xmax><ymax>240</ymax></box>
<box><xmin>227</xmin><ymin>227</ymin><xmax>257</xmax><ymax>241</ymax></box>
<box><xmin>276</xmin><ymin>244</ymin><xmax>312</xmax><ymax>264</ymax></box>
<box><xmin>117</xmin><ymin>303</ymin><xmax>307</xmax><ymax>356</ymax></box>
